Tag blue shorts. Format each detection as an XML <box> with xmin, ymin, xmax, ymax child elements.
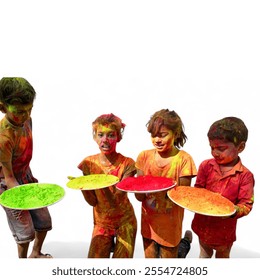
<box><xmin>0</xmin><ymin>185</ymin><xmax>52</xmax><ymax>244</ymax></box>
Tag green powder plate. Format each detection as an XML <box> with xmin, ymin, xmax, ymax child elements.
<box><xmin>0</xmin><ymin>183</ymin><xmax>65</xmax><ymax>210</ymax></box>
<box><xmin>66</xmin><ymin>174</ymin><xmax>119</xmax><ymax>190</ymax></box>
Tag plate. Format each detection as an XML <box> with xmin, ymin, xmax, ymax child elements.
<box><xmin>167</xmin><ymin>186</ymin><xmax>236</xmax><ymax>217</ymax></box>
<box><xmin>0</xmin><ymin>183</ymin><xmax>65</xmax><ymax>210</ymax></box>
<box><xmin>116</xmin><ymin>175</ymin><xmax>176</xmax><ymax>193</ymax></box>
<box><xmin>66</xmin><ymin>174</ymin><xmax>120</xmax><ymax>190</ymax></box>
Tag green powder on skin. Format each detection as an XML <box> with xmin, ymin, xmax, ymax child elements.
<box><xmin>0</xmin><ymin>183</ymin><xmax>65</xmax><ymax>209</ymax></box>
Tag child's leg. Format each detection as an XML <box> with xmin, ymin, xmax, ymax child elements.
<box><xmin>29</xmin><ymin>207</ymin><xmax>52</xmax><ymax>258</ymax></box>
<box><xmin>215</xmin><ymin>244</ymin><xmax>232</xmax><ymax>258</ymax></box>
<box><xmin>3</xmin><ymin>207</ymin><xmax>35</xmax><ymax>257</ymax></box>
<box><xmin>113</xmin><ymin>221</ymin><xmax>137</xmax><ymax>258</ymax></box>
<box><xmin>159</xmin><ymin>244</ymin><xmax>179</xmax><ymax>258</ymax></box>
<box><xmin>17</xmin><ymin>242</ymin><xmax>30</xmax><ymax>258</ymax></box>
<box><xmin>88</xmin><ymin>234</ymin><xmax>114</xmax><ymax>258</ymax></box>
<box><xmin>143</xmin><ymin>237</ymin><xmax>159</xmax><ymax>258</ymax></box>
<box><xmin>199</xmin><ymin>240</ymin><xmax>214</xmax><ymax>258</ymax></box>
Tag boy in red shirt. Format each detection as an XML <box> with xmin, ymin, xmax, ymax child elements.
<box><xmin>192</xmin><ymin>117</ymin><xmax>254</xmax><ymax>258</ymax></box>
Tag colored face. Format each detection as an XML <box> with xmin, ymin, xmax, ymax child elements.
<box><xmin>94</xmin><ymin>125</ymin><xmax>118</xmax><ymax>154</ymax></box>
<box><xmin>151</xmin><ymin>125</ymin><xmax>175</xmax><ymax>153</ymax></box>
<box><xmin>5</xmin><ymin>103</ymin><xmax>33</xmax><ymax>126</ymax></box>
<box><xmin>209</xmin><ymin>139</ymin><xmax>241</xmax><ymax>166</ymax></box>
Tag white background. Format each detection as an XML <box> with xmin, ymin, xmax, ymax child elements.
<box><xmin>0</xmin><ymin>0</ymin><xmax>259</xmax><ymax>278</ymax></box>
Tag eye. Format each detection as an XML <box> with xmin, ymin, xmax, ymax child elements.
<box><xmin>108</xmin><ymin>132</ymin><xmax>116</xmax><ymax>138</ymax></box>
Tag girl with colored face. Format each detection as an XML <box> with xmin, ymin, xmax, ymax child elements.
<box><xmin>192</xmin><ymin>117</ymin><xmax>254</xmax><ymax>258</ymax></box>
<box><xmin>151</xmin><ymin>125</ymin><xmax>175</xmax><ymax>154</ymax></box>
<box><xmin>135</xmin><ymin>109</ymin><xmax>197</xmax><ymax>258</ymax></box>
<box><xmin>78</xmin><ymin>114</ymin><xmax>137</xmax><ymax>258</ymax></box>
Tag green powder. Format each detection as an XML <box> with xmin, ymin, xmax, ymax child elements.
<box><xmin>0</xmin><ymin>183</ymin><xmax>65</xmax><ymax>209</ymax></box>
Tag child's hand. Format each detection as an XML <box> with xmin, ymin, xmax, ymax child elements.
<box><xmin>222</xmin><ymin>206</ymin><xmax>239</xmax><ymax>219</ymax></box>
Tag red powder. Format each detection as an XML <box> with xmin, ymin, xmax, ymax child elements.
<box><xmin>116</xmin><ymin>175</ymin><xmax>176</xmax><ymax>193</ymax></box>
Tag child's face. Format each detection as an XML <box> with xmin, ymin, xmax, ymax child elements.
<box><xmin>151</xmin><ymin>125</ymin><xmax>175</xmax><ymax>153</ymax></box>
<box><xmin>5</xmin><ymin>103</ymin><xmax>33</xmax><ymax>127</ymax></box>
<box><xmin>209</xmin><ymin>139</ymin><xmax>244</xmax><ymax>166</ymax></box>
<box><xmin>94</xmin><ymin>125</ymin><xmax>118</xmax><ymax>154</ymax></box>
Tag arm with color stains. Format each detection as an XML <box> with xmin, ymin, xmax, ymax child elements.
<box><xmin>81</xmin><ymin>190</ymin><xmax>98</xmax><ymax>206</ymax></box>
<box><xmin>134</xmin><ymin>169</ymin><xmax>146</xmax><ymax>201</ymax></box>
<box><xmin>1</xmin><ymin>161</ymin><xmax>19</xmax><ymax>189</ymax></box>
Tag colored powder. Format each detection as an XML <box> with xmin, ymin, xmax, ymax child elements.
<box><xmin>0</xmin><ymin>183</ymin><xmax>65</xmax><ymax>209</ymax></box>
<box><xmin>66</xmin><ymin>174</ymin><xmax>119</xmax><ymax>190</ymax></box>
<box><xmin>116</xmin><ymin>175</ymin><xmax>175</xmax><ymax>193</ymax></box>
<box><xmin>168</xmin><ymin>186</ymin><xmax>235</xmax><ymax>216</ymax></box>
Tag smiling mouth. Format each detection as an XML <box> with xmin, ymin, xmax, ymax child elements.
<box><xmin>154</xmin><ymin>144</ymin><xmax>164</xmax><ymax>149</ymax></box>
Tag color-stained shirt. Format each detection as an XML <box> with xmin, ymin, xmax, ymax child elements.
<box><xmin>192</xmin><ymin>158</ymin><xmax>254</xmax><ymax>246</ymax></box>
<box><xmin>78</xmin><ymin>153</ymin><xmax>137</xmax><ymax>230</ymax></box>
<box><xmin>0</xmin><ymin>116</ymin><xmax>37</xmax><ymax>185</ymax></box>
<box><xmin>136</xmin><ymin>149</ymin><xmax>197</xmax><ymax>247</ymax></box>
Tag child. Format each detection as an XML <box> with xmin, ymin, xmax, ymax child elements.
<box><xmin>0</xmin><ymin>77</ymin><xmax>52</xmax><ymax>258</ymax></box>
<box><xmin>135</xmin><ymin>109</ymin><xmax>197</xmax><ymax>258</ymax></box>
<box><xmin>78</xmin><ymin>113</ymin><xmax>137</xmax><ymax>258</ymax></box>
<box><xmin>192</xmin><ymin>117</ymin><xmax>254</xmax><ymax>258</ymax></box>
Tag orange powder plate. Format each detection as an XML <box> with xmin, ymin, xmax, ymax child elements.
<box><xmin>167</xmin><ymin>186</ymin><xmax>236</xmax><ymax>217</ymax></box>
<box><xmin>66</xmin><ymin>174</ymin><xmax>120</xmax><ymax>190</ymax></box>
<box><xmin>116</xmin><ymin>175</ymin><xmax>176</xmax><ymax>193</ymax></box>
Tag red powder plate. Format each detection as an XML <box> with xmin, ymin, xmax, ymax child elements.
<box><xmin>66</xmin><ymin>174</ymin><xmax>120</xmax><ymax>190</ymax></box>
<box><xmin>116</xmin><ymin>175</ymin><xmax>176</xmax><ymax>193</ymax></box>
<box><xmin>167</xmin><ymin>186</ymin><xmax>236</xmax><ymax>217</ymax></box>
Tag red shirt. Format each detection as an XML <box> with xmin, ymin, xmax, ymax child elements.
<box><xmin>192</xmin><ymin>158</ymin><xmax>254</xmax><ymax>246</ymax></box>
<box><xmin>0</xmin><ymin>117</ymin><xmax>37</xmax><ymax>184</ymax></box>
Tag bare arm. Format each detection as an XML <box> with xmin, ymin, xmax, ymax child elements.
<box><xmin>1</xmin><ymin>161</ymin><xmax>19</xmax><ymax>189</ymax></box>
<box><xmin>178</xmin><ymin>176</ymin><xmax>193</xmax><ymax>187</ymax></box>
<box><xmin>134</xmin><ymin>169</ymin><xmax>146</xmax><ymax>202</ymax></box>
<box><xmin>81</xmin><ymin>190</ymin><xmax>97</xmax><ymax>206</ymax></box>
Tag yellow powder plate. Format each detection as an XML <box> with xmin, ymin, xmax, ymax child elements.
<box><xmin>66</xmin><ymin>174</ymin><xmax>119</xmax><ymax>190</ymax></box>
<box><xmin>167</xmin><ymin>186</ymin><xmax>236</xmax><ymax>217</ymax></box>
<box><xmin>0</xmin><ymin>183</ymin><xmax>65</xmax><ymax>210</ymax></box>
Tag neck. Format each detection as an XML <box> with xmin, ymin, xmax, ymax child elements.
<box><xmin>99</xmin><ymin>152</ymin><xmax>118</xmax><ymax>166</ymax></box>
<box><xmin>157</xmin><ymin>147</ymin><xmax>179</xmax><ymax>158</ymax></box>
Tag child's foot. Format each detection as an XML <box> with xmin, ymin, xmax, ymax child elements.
<box><xmin>184</xmin><ymin>230</ymin><xmax>193</xmax><ymax>243</ymax></box>
<box><xmin>29</xmin><ymin>252</ymin><xmax>53</xmax><ymax>258</ymax></box>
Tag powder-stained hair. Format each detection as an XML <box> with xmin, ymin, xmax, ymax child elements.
<box><xmin>0</xmin><ymin>77</ymin><xmax>36</xmax><ymax>105</ymax></box>
<box><xmin>207</xmin><ymin>117</ymin><xmax>248</xmax><ymax>146</ymax></box>
<box><xmin>92</xmin><ymin>113</ymin><xmax>126</xmax><ymax>142</ymax></box>
<box><xmin>146</xmin><ymin>109</ymin><xmax>187</xmax><ymax>148</ymax></box>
